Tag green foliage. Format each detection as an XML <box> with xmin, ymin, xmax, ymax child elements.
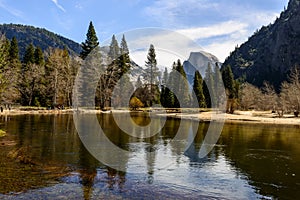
<box><xmin>174</xmin><ymin>59</ymin><xmax>190</xmax><ymax>107</ymax></box>
<box><xmin>203</xmin><ymin>79</ymin><xmax>211</xmax><ymax>108</ymax></box>
<box><xmin>118</xmin><ymin>35</ymin><xmax>130</xmax><ymax>74</ymax></box>
<box><xmin>222</xmin><ymin>65</ymin><xmax>236</xmax><ymax>98</ymax></box>
<box><xmin>193</xmin><ymin>71</ymin><xmax>206</xmax><ymax>108</ymax></box>
<box><xmin>204</xmin><ymin>63</ymin><xmax>215</xmax><ymax>107</ymax></box>
<box><xmin>120</xmin><ymin>34</ymin><xmax>129</xmax><ymax>55</ymax></box>
<box><xmin>108</xmin><ymin>35</ymin><xmax>120</xmax><ymax>61</ymax></box>
<box><xmin>9</xmin><ymin>36</ymin><xmax>19</xmax><ymax>61</ymax></box>
<box><xmin>23</xmin><ymin>43</ymin><xmax>35</xmax><ymax>64</ymax></box>
<box><xmin>34</xmin><ymin>47</ymin><xmax>45</xmax><ymax>66</ymax></box>
<box><xmin>80</xmin><ymin>21</ymin><xmax>99</xmax><ymax>60</ymax></box>
<box><xmin>143</xmin><ymin>44</ymin><xmax>160</xmax><ymax>106</ymax></box>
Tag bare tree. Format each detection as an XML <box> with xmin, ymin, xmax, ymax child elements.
<box><xmin>280</xmin><ymin>66</ymin><xmax>300</xmax><ymax>117</ymax></box>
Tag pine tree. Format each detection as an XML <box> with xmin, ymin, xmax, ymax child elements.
<box><xmin>8</xmin><ymin>36</ymin><xmax>19</xmax><ymax>62</ymax></box>
<box><xmin>23</xmin><ymin>43</ymin><xmax>35</xmax><ymax>65</ymax></box>
<box><xmin>221</xmin><ymin>65</ymin><xmax>239</xmax><ymax>113</ymax></box>
<box><xmin>160</xmin><ymin>68</ymin><xmax>169</xmax><ymax>107</ymax></box>
<box><xmin>80</xmin><ymin>21</ymin><xmax>99</xmax><ymax>60</ymax></box>
<box><xmin>204</xmin><ymin>63</ymin><xmax>215</xmax><ymax>108</ymax></box>
<box><xmin>193</xmin><ymin>70</ymin><xmax>206</xmax><ymax>108</ymax></box>
<box><xmin>118</xmin><ymin>34</ymin><xmax>130</xmax><ymax>74</ymax></box>
<box><xmin>19</xmin><ymin>44</ymin><xmax>45</xmax><ymax>106</ymax></box>
<box><xmin>143</xmin><ymin>44</ymin><xmax>160</xmax><ymax>106</ymax></box>
<box><xmin>213</xmin><ymin>62</ymin><xmax>224</xmax><ymax>107</ymax></box>
<box><xmin>222</xmin><ymin>65</ymin><xmax>235</xmax><ymax>98</ymax></box>
<box><xmin>34</xmin><ymin>47</ymin><xmax>45</xmax><ymax>66</ymax></box>
<box><xmin>120</xmin><ymin>34</ymin><xmax>129</xmax><ymax>55</ymax></box>
<box><xmin>203</xmin><ymin>80</ymin><xmax>211</xmax><ymax>108</ymax></box>
<box><xmin>5</xmin><ymin>37</ymin><xmax>21</xmax><ymax>103</ymax></box>
<box><xmin>0</xmin><ymin>35</ymin><xmax>10</xmax><ymax>99</ymax></box>
<box><xmin>174</xmin><ymin>59</ymin><xmax>190</xmax><ymax>107</ymax></box>
<box><xmin>108</xmin><ymin>35</ymin><xmax>120</xmax><ymax>62</ymax></box>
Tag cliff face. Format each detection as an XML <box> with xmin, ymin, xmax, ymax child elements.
<box><xmin>183</xmin><ymin>51</ymin><xmax>220</xmax><ymax>85</ymax></box>
<box><xmin>223</xmin><ymin>0</ymin><xmax>300</xmax><ymax>90</ymax></box>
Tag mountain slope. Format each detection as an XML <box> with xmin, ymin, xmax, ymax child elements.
<box><xmin>0</xmin><ymin>23</ymin><xmax>82</xmax><ymax>58</ymax></box>
<box><xmin>223</xmin><ymin>0</ymin><xmax>300</xmax><ymax>90</ymax></box>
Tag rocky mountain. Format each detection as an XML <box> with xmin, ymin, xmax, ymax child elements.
<box><xmin>223</xmin><ymin>0</ymin><xmax>300</xmax><ymax>90</ymax></box>
<box><xmin>0</xmin><ymin>23</ymin><xmax>82</xmax><ymax>58</ymax></box>
<box><xmin>183</xmin><ymin>51</ymin><xmax>221</xmax><ymax>85</ymax></box>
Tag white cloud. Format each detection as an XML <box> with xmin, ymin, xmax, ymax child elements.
<box><xmin>112</xmin><ymin>28</ymin><xmax>201</xmax><ymax>68</ymax></box>
<box><xmin>176</xmin><ymin>21</ymin><xmax>248</xmax><ymax>41</ymax></box>
<box><xmin>51</xmin><ymin>0</ymin><xmax>66</xmax><ymax>12</ymax></box>
<box><xmin>144</xmin><ymin>0</ymin><xmax>283</xmax><ymax>62</ymax></box>
<box><xmin>175</xmin><ymin>21</ymin><xmax>249</xmax><ymax>62</ymax></box>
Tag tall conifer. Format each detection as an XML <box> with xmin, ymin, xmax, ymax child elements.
<box><xmin>80</xmin><ymin>21</ymin><xmax>99</xmax><ymax>59</ymax></box>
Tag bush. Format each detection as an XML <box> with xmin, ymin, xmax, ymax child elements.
<box><xmin>129</xmin><ymin>97</ymin><xmax>144</xmax><ymax>110</ymax></box>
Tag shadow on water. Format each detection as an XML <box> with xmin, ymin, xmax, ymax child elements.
<box><xmin>0</xmin><ymin>114</ymin><xmax>299</xmax><ymax>199</ymax></box>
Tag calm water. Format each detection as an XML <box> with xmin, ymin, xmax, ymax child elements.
<box><xmin>0</xmin><ymin>113</ymin><xmax>299</xmax><ymax>199</ymax></box>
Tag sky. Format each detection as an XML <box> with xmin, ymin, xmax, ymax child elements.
<box><xmin>0</xmin><ymin>0</ymin><xmax>289</xmax><ymax>63</ymax></box>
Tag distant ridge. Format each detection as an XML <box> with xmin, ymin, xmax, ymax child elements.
<box><xmin>0</xmin><ymin>23</ymin><xmax>82</xmax><ymax>58</ymax></box>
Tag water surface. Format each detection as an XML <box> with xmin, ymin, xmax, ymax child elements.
<box><xmin>0</xmin><ymin>113</ymin><xmax>299</xmax><ymax>199</ymax></box>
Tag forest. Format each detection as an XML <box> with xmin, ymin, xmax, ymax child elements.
<box><xmin>0</xmin><ymin>21</ymin><xmax>299</xmax><ymax>117</ymax></box>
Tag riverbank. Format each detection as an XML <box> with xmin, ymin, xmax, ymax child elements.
<box><xmin>161</xmin><ymin>110</ymin><xmax>300</xmax><ymax>125</ymax></box>
<box><xmin>0</xmin><ymin>108</ymin><xmax>299</xmax><ymax>125</ymax></box>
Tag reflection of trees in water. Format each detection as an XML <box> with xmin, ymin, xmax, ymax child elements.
<box><xmin>77</xmin><ymin>144</ymin><xmax>127</xmax><ymax>199</ymax></box>
<box><xmin>106</xmin><ymin>167</ymin><xmax>126</xmax><ymax>190</ymax></box>
<box><xmin>78</xmin><ymin>142</ymin><xmax>98</xmax><ymax>200</ymax></box>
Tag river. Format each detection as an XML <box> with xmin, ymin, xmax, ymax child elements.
<box><xmin>0</xmin><ymin>113</ymin><xmax>299</xmax><ymax>199</ymax></box>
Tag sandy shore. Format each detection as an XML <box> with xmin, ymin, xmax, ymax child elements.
<box><xmin>0</xmin><ymin>109</ymin><xmax>299</xmax><ymax>125</ymax></box>
<box><xmin>161</xmin><ymin>110</ymin><xmax>300</xmax><ymax>125</ymax></box>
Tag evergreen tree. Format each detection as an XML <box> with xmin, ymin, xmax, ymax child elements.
<box><xmin>164</xmin><ymin>62</ymin><xmax>177</xmax><ymax>108</ymax></box>
<box><xmin>18</xmin><ymin>44</ymin><xmax>45</xmax><ymax>106</ymax></box>
<box><xmin>221</xmin><ymin>65</ymin><xmax>239</xmax><ymax>113</ymax></box>
<box><xmin>5</xmin><ymin>37</ymin><xmax>21</xmax><ymax>103</ymax></box>
<box><xmin>143</xmin><ymin>44</ymin><xmax>160</xmax><ymax>106</ymax></box>
<box><xmin>204</xmin><ymin>63</ymin><xmax>215</xmax><ymax>108</ymax></box>
<box><xmin>108</xmin><ymin>35</ymin><xmax>120</xmax><ymax>62</ymax></box>
<box><xmin>80</xmin><ymin>21</ymin><xmax>99</xmax><ymax>60</ymax></box>
<box><xmin>203</xmin><ymin>80</ymin><xmax>211</xmax><ymax>108</ymax></box>
<box><xmin>213</xmin><ymin>62</ymin><xmax>224</xmax><ymax>107</ymax></box>
<box><xmin>193</xmin><ymin>70</ymin><xmax>206</xmax><ymax>108</ymax></box>
<box><xmin>160</xmin><ymin>68</ymin><xmax>169</xmax><ymax>107</ymax></box>
<box><xmin>34</xmin><ymin>46</ymin><xmax>45</xmax><ymax>66</ymax></box>
<box><xmin>118</xmin><ymin>34</ymin><xmax>130</xmax><ymax>74</ymax></box>
<box><xmin>222</xmin><ymin>65</ymin><xmax>235</xmax><ymax>98</ymax></box>
<box><xmin>120</xmin><ymin>34</ymin><xmax>129</xmax><ymax>55</ymax></box>
<box><xmin>23</xmin><ymin>43</ymin><xmax>35</xmax><ymax>65</ymax></box>
<box><xmin>0</xmin><ymin>35</ymin><xmax>10</xmax><ymax>99</ymax></box>
<box><xmin>174</xmin><ymin>59</ymin><xmax>190</xmax><ymax>107</ymax></box>
<box><xmin>8</xmin><ymin>36</ymin><xmax>19</xmax><ymax>62</ymax></box>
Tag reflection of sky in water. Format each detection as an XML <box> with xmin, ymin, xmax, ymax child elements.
<box><xmin>1</xmin><ymin>114</ymin><xmax>299</xmax><ymax>199</ymax></box>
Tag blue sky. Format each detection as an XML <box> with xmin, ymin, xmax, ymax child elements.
<box><xmin>0</xmin><ymin>0</ymin><xmax>289</xmax><ymax>62</ymax></box>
